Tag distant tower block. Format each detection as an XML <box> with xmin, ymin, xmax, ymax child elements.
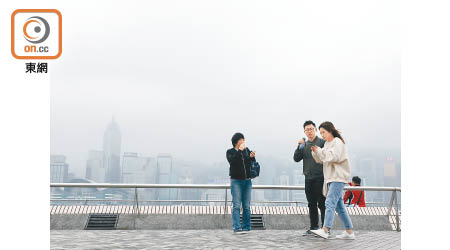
<box><xmin>103</xmin><ymin>117</ymin><xmax>122</xmax><ymax>183</ymax></box>
<box><xmin>156</xmin><ymin>153</ymin><xmax>173</xmax><ymax>200</ymax></box>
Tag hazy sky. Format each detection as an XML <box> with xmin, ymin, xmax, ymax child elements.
<box><xmin>50</xmin><ymin>0</ymin><xmax>400</xmax><ymax>177</ymax></box>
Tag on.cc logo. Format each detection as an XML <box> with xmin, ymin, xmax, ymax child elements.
<box><xmin>23</xmin><ymin>16</ymin><xmax>50</xmax><ymax>44</ymax></box>
<box><xmin>11</xmin><ymin>9</ymin><xmax>62</xmax><ymax>60</ymax></box>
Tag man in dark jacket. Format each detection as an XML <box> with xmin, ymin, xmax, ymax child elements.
<box><xmin>294</xmin><ymin>120</ymin><xmax>326</xmax><ymax>236</ymax></box>
<box><xmin>226</xmin><ymin>132</ymin><xmax>256</xmax><ymax>234</ymax></box>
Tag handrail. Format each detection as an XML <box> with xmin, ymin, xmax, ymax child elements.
<box><xmin>50</xmin><ymin>183</ymin><xmax>401</xmax><ymax>192</ymax></box>
<box><xmin>49</xmin><ymin>199</ymin><xmax>386</xmax><ymax>204</ymax></box>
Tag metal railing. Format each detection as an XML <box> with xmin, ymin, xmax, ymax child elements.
<box><xmin>50</xmin><ymin>183</ymin><xmax>401</xmax><ymax>231</ymax></box>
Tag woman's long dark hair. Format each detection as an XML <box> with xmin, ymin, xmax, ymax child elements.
<box><xmin>319</xmin><ymin>121</ymin><xmax>345</xmax><ymax>144</ymax></box>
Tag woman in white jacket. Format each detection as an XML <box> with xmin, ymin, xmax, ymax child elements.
<box><xmin>310</xmin><ymin>121</ymin><xmax>355</xmax><ymax>240</ymax></box>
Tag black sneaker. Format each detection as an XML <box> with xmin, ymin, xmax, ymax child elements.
<box><xmin>302</xmin><ymin>229</ymin><xmax>314</xmax><ymax>236</ymax></box>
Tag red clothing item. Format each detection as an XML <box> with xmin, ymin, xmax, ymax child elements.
<box><xmin>343</xmin><ymin>182</ymin><xmax>366</xmax><ymax>207</ymax></box>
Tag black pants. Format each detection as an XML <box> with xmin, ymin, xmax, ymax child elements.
<box><xmin>305</xmin><ymin>177</ymin><xmax>326</xmax><ymax>229</ymax></box>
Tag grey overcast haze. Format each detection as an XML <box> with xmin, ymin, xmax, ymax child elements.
<box><xmin>50</xmin><ymin>0</ymin><xmax>400</xmax><ymax>178</ymax></box>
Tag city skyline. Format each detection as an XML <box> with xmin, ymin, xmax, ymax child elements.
<box><xmin>52</xmin><ymin>116</ymin><xmax>401</xmax><ymax>180</ymax></box>
<box><xmin>51</xmin><ymin>117</ymin><xmax>400</xmax><ymax>204</ymax></box>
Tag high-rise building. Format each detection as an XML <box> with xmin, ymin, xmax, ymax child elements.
<box><xmin>122</xmin><ymin>152</ymin><xmax>157</xmax><ymax>200</ymax></box>
<box><xmin>156</xmin><ymin>154</ymin><xmax>173</xmax><ymax>200</ymax></box>
<box><xmin>383</xmin><ymin>157</ymin><xmax>399</xmax><ymax>203</ymax></box>
<box><xmin>359</xmin><ymin>158</ymin><xmax>377</xmax><ymax>185</ymax></box>
<box><xmin>103</xmin><ymin>118</ymin><xmax>122</xmax><ymax>183</ymax></box>
<box><xmin>384</xmin><ymin>157</ymin><xmax>397</xmax><ymax>182</ymax></box>
<box><xmin>50</xmin><ymin>155</ymin><xmax>68</xmax><ymax>183</ymax></box>
<box><xmin>122</xmin><ymin>152</ymin><xmax>156</xmax><ymax>184</ymax></box>
<box><xmin>358</xmin><ymin>157</ymin><xmax>383</xmax><ymax>203</ymax></box>
<box><xmin>122</xmin><ymin>152</ymin><xmax>144</xmax><ymax>183</ymax></box>
<box><xmin>277</xmin><ymin>171</ymin><xmax>290</xmax><ymax>201</ymax></box>
<box><xmin>292</xmin><ymin>169</ymin><xmax>306</xmax><ymax>205</ymax></box>
<box><xmin>177</xmin><ymin>167</ymin><xmax>198</xmax><ymax>204</ymax></box>
<box><xmin>85</xmin><ymin>150</ymin><xmax>104</xmax><ymax>182</ymax></box>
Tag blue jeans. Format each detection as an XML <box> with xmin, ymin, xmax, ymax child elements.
<box><xmin>324</xmin><ymin>182</ymin><xmax>353</xmax><ymax>229</ymax></box>
<box><xmin>230</xmin><ymin>179</ymin><xmax>252</xmax><ymax>230</ymax></box>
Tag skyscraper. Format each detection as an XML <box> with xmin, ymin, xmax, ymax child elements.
<box><xmin>384</xmin><ymin>157</ymin><xmax>397</xmax><ymax>183</ymax></box>
<box><xmin>122</xmin><ymin>152</ymin><xmax>142</xmax><ymax>184</ymax></box>
<box><xmin>122</xmin><ymin>152</ymin><xmax>157</xmax><ymax>200</ymax></box>
<box><xmin>277</xmin><ymin>171</ymin><xmax>290</xmax><ymax>201</ymax></box>
<box><xmin>122</xmin><ymin>152</ymin><xmax>156</xmax><ymax>184</ymax></box>
<box><xmin>85</xmin><ymin>150</ymin><xmax>104</xmax><ymax>182</ymax></box>
<box><xmin>103</xmin><ymin>118</ymin><xmax>122</xmax><ymax>183</ymax></box>
<box><xmin>383</xmin><ymin>157</ymin><xmax>399</xmax><ymax>203</ymax></box>
<box><xmin>50</xmin><ymin>155</ymin><xmax>69</xmax><ymax>183</ymax></box>
<box><xmin>292</xmin><ymin>169</ymin><xmax>306</xmax><ymax>205</ymax></box>
<box><xmin>359</xmin><ymin>157</ymin><xmax>383</xmax><ymax>203</ymax></box>
<box><xmin>177</xmin><ymin>167</ymin><xmax>198</xmax><ymax>203</ymax></box>
<box><xmin>156</xmin><ymin>153</ymin><xmax>173</xmax><ymax>200</ymax></box>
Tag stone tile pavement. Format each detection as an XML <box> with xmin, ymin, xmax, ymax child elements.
<box><xmin>51</xmin><ymin>230</ymin><xmax>400</xmax><ymax>250</ymax></box>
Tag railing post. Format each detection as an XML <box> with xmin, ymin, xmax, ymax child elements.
<box><xmin>224</xmin><ymin>187</ymin><xmax>228</xmax><ymax>215</ymax></box>
<box><xmin>134</xmin><ymin>187</ymin><xmax>140</xmax><ymax>215</ymax></box>
<box><xmin>387</xmin><ymin>190</ymin><xmax>401</xmax><ymax>232</ymax></box>
<box><xmin>394</xmin><ymin>190</ymin><xmax>401</xmax><ymax>232</ymax></box>
<box><xmin>387</xmin><ymin>190</ymin><xmax>395</xmax><ymax>216</ymax></box>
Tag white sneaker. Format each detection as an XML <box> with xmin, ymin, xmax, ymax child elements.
<box><xmin>336</xmin><ymin>231</ymin><xmax>356</xmax><ymax>240</ymax></box>
<box><xmin>310</xmin><ymin>229</ymin><xmax>329</xmax><ymax>239</ymax></box>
